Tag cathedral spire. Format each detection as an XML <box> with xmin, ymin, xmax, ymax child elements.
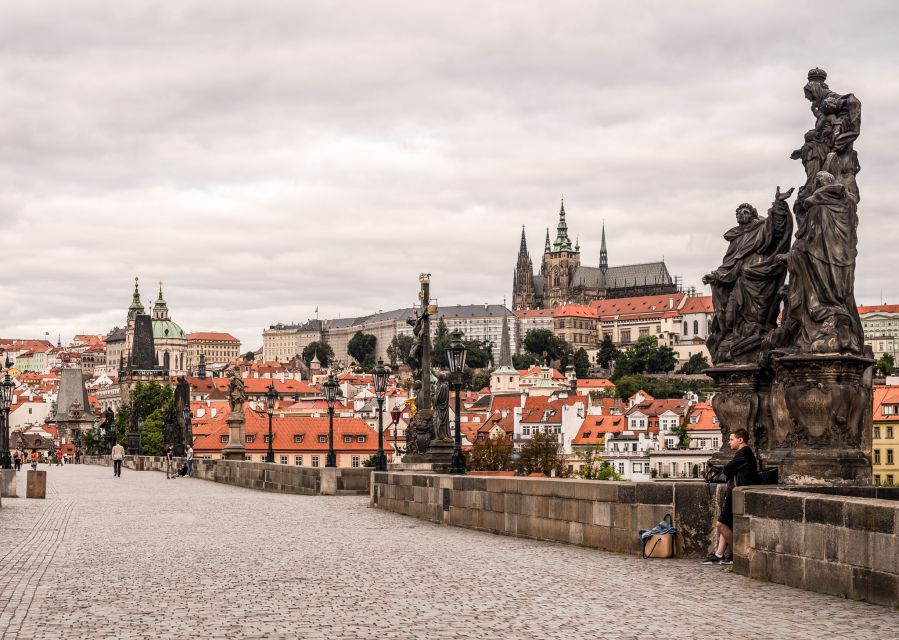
<box><xmin>600</xmin><ymin>221</ymin><xmax>608</xmax><ymax>271</ymax></box>
<box><xmin>544</xmin><ymin>228</ymin><xmax>551</xmax><ymax>253</ymax></box>
<box><xmin>553</xmin><ymin>197</ymin><xmax>572</xmax><ymax>251</ymax></box>
<box><xmin>498</xmin><ymin>310</ymin><xmax>512</xmax><ymax>368</ymax></box>
<box><xmin>518</xmin><ymin>225</ymin><xmax>528</xmax><ymax>256</ymax></box>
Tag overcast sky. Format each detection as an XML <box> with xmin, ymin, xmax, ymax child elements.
<box><xmin>2</xmin><ymin>1</ymin><xmax>898</xmax><ymax>351</ymax></box>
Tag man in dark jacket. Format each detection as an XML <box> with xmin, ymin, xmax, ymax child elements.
<box><xmin>703</xmin><ymin>428</ymin><xmax>757</xmax><ymax>565</ymax></box>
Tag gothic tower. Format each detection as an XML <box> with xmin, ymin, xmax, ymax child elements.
<box><xmin>512</xmin><ymin>226</ymin><xmax>537</xmax><ymax>310</ymax></box>
<box><xmin>540</xmin><ymin>198</ymin><xmax>581</xmax><ymax>308</ymax></box>
<box><xmin>600</xmin><ymin>221</ymin><xmax>608</xmax><ymax>271</ymax></box>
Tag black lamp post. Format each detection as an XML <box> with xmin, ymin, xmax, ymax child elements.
<box><xmin>265</xmin><ymin>383</ymin><xmax>277</xmax><ymax>463</ymax></box>
<box><xmin>446</xmin><ymin>330</ymin><xmax>468</xmax><ymax>475</ymax></box>
<box><xmin>0</xmin><ymin>370</ymin><xmax>14</xmax><ymax>469</ymax></box>
<box><xmin>372</xmin><ymin>358</ymin><xmax>391</xmax><ymax>472</ymax></box>
<box><xmin>323</xmin><ymin>372</ymin><xmax>339</xmax><ymax>467</ymax></box>
<box><xmin>389</xmin><ymin>405</ymin><xmax>404</xmax><ymax>456</ymax></box>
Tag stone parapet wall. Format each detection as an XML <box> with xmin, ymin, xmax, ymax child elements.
<box><xmin>733</xmin><ymin>487</ymin><xmax>899</xmax><ymax>607</ymax></box>
<box><xmin>83</xmin><ymin>455</ymin><xmax>371</xmax><ymax>496</ymax></box>
<box><xmin>371</xmin><ymin>472</ymin><xmax>723</xmax><ymax>557</ymax></box>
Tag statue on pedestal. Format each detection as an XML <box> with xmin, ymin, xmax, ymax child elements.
<box><xmin>228</xmin><ymin>370</ymin><xmax>246</xmax><ymax>419</ymax></box>
<box><xmin>704</xmin><ymin>187</ymin><xmax>793</xmax><ymax>364</ymax></box>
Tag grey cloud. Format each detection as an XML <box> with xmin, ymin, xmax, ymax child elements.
<box><xmin>2</xmin><ymin>1</ymin><xmax>898</xmax><ymax>349</ymax></box>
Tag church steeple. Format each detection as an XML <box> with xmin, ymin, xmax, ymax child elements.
<box><xmin>498</xmin><ymin>309</ymin><xmax>512</xmax><ymax>368</ymax></box>
<box><xmin>552</xmin><ymin>197</ymin><xmax>573</xmax><ymax>252</ymax></box>
<box><xmin>544</xmin><ymin>228</ymin><xmax>551</xmax><ymax>253</ymax></box>
<box><xmin>518</xmin><ymin>225</ymin><xmax>528</xmax><ymax>256</ymax></box>
<box><xmin>128</xmin><ymin>277</ymin><xmax>145</xmax><ymax>320</ymax></box>
<box><xmin>600</xmin><ymin>222</ymin><xmax>608</xmax><ymax>271</ymax></box>
<box><xmin>152</xmin><ymin>281</ymin><xmax>170</xmax><ymax>321</ymax></box>
<box><xmin>512</xmin><ymin>226</ymin><xmax>537</xmax><ymax>310</ymax></box>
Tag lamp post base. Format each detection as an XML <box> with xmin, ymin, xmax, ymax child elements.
<box><xmin>374</xmin><ymin>452</ymin><xmax>388</xmax><ymax>472</ymax></box>
<box><xmin>449</xmin><ymin>449</ymin><xmax>467</xmax><ymax>475</ymax></box>
<box><xmin>326</xmin><ymin>452</ymin><xmax>337</xmax><ymax>467</ymax></box>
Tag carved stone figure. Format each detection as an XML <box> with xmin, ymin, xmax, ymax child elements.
<box><xmin>776</xmin><ymin>171</ymin><xmax>863</xmax><ymax>355</ymax></box>
<box><xmin>791</xmin><ymin>67</ymin><xmax>861</xmax><ymax>203</ymax></box>
<box><xmin>227</xmin><ymin>370</ymin><xmax>246</xmax><ymax>419</ymax></box>
<box><xmin>174</xmin><ymin>375</ymin><xmax>192</xmax><ymax>455</ymax></box>
<box><xmin>704</xmin><ymin>187</ymin><xmax>793</xmax><ymax>364</ymax></box>
<box><xmin>432</xmin><ymin>379</ymin><xmax>451</xmax><ymax>440</ymax></box>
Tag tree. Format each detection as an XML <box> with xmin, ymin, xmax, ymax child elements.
<box><xmin>516</xmin><ymin>432</ymin><xmax>569</xmax><ymax>477</ymax></box>
<box><xmin>244</xmin><ymin>351</ymin><xmax>255</xmax><ymax>361</ymax></box>
<box><xmin>876</xmin><ymin>353</ymin><xmax>895</xmax><ymax>377</ymax></box>
<box><xmin>464</xmin><ymin>340</ymin><xmax>492</xmax><ymax>369</ymax></box>
<box><xmin>302</xmin><ymin>340</ymin><xmax>334</xmax><ymax>368</ymax></box>
<box><xmin>347</xmin><ymin>332</ymin><xmax>377</xmax><ymax>369</ymax></box>
<box><xmin>672</xmin><ymin>420</ymin><xmax>690</xmax><ymax>449</ymax></box>
<box><xmin>522</xmin><ymin>329</ymin><xmax>569</xmax><ymax>365</ymax></box>
<box><xmin>386</xmin><ymin>334</ymin><xmax>414</xmax><ymax>367</ymax></box>
<box><xmin>82</xmin><ymin>424</ymin><xmax>106</xmax><ymax>456</ymax></box>
<box><xmin>431</xmin><ymin>318</ymin><xmax>452</xmax><ymax>368</ymax></box>
<box><xmin>466</xmin><ymin>369</ymin><xmax>492</xmax><ymax>392</ymax></box>
<box><xmin>512</xmin><ymin>352</ymin><xmax>540</xmax><ymax>369</ymax></box>
<box><xmin>613</xmin><ymin>374</ymin><xmax>713</xmax><ymax>400</ymax></box>
<box><xmin>114</xmin><ymin>404</ymin><xmax>130</xmax><ymax>445</ymax></box>
<box><xmin>575</xmin><ymin>447</ymin><xmax>623</xmax><ymax>480</ymax></box>
<box><xmin>679</xmin><ymin>352</ymin><xmax>711</xmax><ymax>375</ymax></box>
<box><xmin>140</xmin><ymin>409</ymin><xmax>165</xmax><ymax>456</ymax></box>
<box><xmin>573</xmin><ymin>348</ymin><xmax>591</xmax><ymax>378</ymax></box>
<box><xmin>468</xmin><ymin>435</ymin><xmax>515</xmax><ymax>471</ymax></box>
<box><xmin>596</xmin><ymin>334</ymin><xmax>620</xmax><ymax>369</ymax></box>
<box><xmin>612</xmin><ymin>336</ymin><xmax>677</xmax><ymax>378</ymax></box>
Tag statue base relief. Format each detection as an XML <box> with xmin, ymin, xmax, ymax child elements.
<box><xmin>705</xmin><ymin>364</ymin><xmax>774</xmax><ymax>468</ymax></box>
<box><xmin>767</xmin><ymin>352</ymin><xmax>873</xmax><ymax>486</ymax></box>
<box><xmin>401</xmin><ymin>438</ymin><xmax>455</xmax><ymax>472</ymax></box>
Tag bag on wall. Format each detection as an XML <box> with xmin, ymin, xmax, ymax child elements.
<box><xmin>704</xmin><ymin>462</ymin><xmax>726</xmax><ymax>484</ymax></box>
<box><xmin>639</xmin><ymin>513</ymin><xmax>676</xmax><ymax>559</ymax></box>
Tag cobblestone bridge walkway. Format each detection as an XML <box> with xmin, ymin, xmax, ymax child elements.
<box><xmin>0</xmin><ymin>465</ymin><xmax>896</xmax><ymax>639</ymax></box>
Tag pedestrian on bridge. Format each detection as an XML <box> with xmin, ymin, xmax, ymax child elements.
<box><xmin>13</xmin><ymin>450</ymin><xmax>21</xmax><ymax>471</ymax></box>
<box><xmin>112</xmin><ymin>441</ymin><xmax>125</xmax><ymax>478</ymax></box>
<box><xmin>30</xmin><ymin>449</ymin><xmax>38</xmax><ymax>471</ymax></box>
<box><xmin>186</xmin><ymin>445</ymin><xmax>194</xmax><ymax>477</ymax></box>
<box><xmin>165</xmin><ymin>445</ymin><xmax>175</xmax><ymax>479</ymax></box>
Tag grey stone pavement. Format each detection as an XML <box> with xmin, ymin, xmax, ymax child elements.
<box><xmin>0</xmin><ymin>465</ymin><xmax>896</xmax><ymax>640</ymax></box>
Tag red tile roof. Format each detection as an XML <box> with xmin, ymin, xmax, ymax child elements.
<box><xmin>514</xmin><ymin>309</ymin><xmax>555</xmax><ymax>318</ymax></box>
<box><xmin>873</xmin><ymin>385</ymin><xmax>899</xmax><ymax>422</ymax></box>
<box><xmin>577</xmin><ymin>379</ymin><xmax>615</xmax><ymax>389</ymax></box>
<box><xmin>858</xmin><ymin>304</ymin><xmax>899</xmax><ymax>315</ymax></box>
<box><xmin>186</xmin><ymin>332</ymin><xmax>240</xmax><ymax>342</ymax></box>
<box><xmin>552</xmin><ymin>305</ymin><xmax>597</xmax><ymax>318</ymax></box>
<box><xmin>684</xmin><ymin>402</ymin><xmax>720</xmax><ymax>431</ymax></box>
<box><xmin>572</xmin><ymin>415</ymin><xmax>627</xmax><ymax>445</ymax></box>
<box><xmin>680</xmin><ymin>295</ymin><xmax>714</xmax><ymax>314</ymax></box>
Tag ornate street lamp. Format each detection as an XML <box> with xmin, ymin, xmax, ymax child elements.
<box><xmin>446</xmin><ymin>330</ymin><xmax>468</xmax><ymax>475</ymax></box>
<box><xmin>372</xmin><ymin>358</ymin><xmax>391</xmax><ymax>472</ymax></box>
<box><xmin>389</xmin><ymin>405</ymin><xmax>405</xmax><ymax>456</ymax></box>
<box><xmin>323</xmin><ymin>372</ymin><xmax>339</xmax><ymax>467</ymax></box>
<box><xmin>0</xmin><ymin>371</ymin><xmax>14</xmax><ymax>469</ymax></box>
<box><xmin>265</xmin><ymin>383</ymin><xmax>277</xmax><ymax>463</ymax></box>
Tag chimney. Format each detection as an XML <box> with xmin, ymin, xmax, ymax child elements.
<box><xmin>669</xmin><ymin>297</ymin><xmax>674</xmax><ymax>309</ymax></box>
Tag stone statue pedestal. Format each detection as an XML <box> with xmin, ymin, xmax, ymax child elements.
<box><xmin>768</xmin><ymin>353</ymin><xmax>872</xmax><ymax>485</ymax></box>
<box><xmin>0</xmin><ymin>469</ymin><xmax>17</xmax><ymax>498</ymax></box>
<box><xmin>221</xmin><ymin>416</ymin><xmax>247</xmax><ymax>461</ymax></box>
<box><xmin>706</xmin><ymin>364</ymin><xmax>773</xmax><ymax>468</ymax></box>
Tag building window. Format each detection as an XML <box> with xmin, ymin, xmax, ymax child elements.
<box><xmin>343</xmin><ymin>435</ymin><xmax>352</xmax><ymax>443</ymax></box>
<box><xmin>620</xmin><ymin>329</ymin><xmax>631</xmax><ymax>343</ymax></box>
<box><xmin>246</xmin><ymin>435</ymin><xmax>255</xmax><ymax>443</ymax></box>
<box><xmin>683</xmin><ymin>321</ymin><xmax>688</xmax><ymax>335</ymax></box>
<box><xmin>294</xmin><ymin>456</ymin><xmax>303</xmax><ymax>466</ymax></box>
<box><xmin>874</xmin><ymin>449</ymin><xmax>881</xmax><ymax>464</ymax></box>
<box><xmin>280</xmin><ymin>455</ymin><xmax>288</xmax><ymax>465</ymax></box>
<box><xmin>693</xmin><ymin>320</ymin><xmax>699</xmax><ymax>334</ymax></box>
<box><xmin>294</xmin><ymin>435</ymin><xmax>303</xmax><ymax>443</ymax></box>
<box><xmin>312</xmin><ymin>456</ymin><xmax>320</xmax><ymax>467</ymax></box>
<box><xmin>357</xmin><ymin>435</ymin><xmax>366</xmax><ymax>443</ymax></box>
<box><xmin>874</xmin><ymin>474</ymin><xmax>881</xmax><ymax>485</ymax></box>
<box><xmin>618</xmin><ymin>462</ymin><xmax>624</xmax><ymax>474</ymax></box>
<box><xmin>220</xmin><ymin>435</ymin><xmax>228</xmax><ymax>444</ymax></box>
<box><xmin>889</xmin><ymin>427</ymin><xmax>894</xmax><ymax>439</ymax></box>
<box><xmin>888</xmin><ymin>475</ymin><xmax>895</xmax><ymax>486</ymax></box>
<box><xmin>888</xmin><ymin>450</ymin><xmax>894</xmax><ymax>465</ymax></box>
<box><xmin>632</xmin><ymin>463</ymin><xmax>642</xmax><ymax>473</ymax></box>
<box><xmin>523</xmin><ymin>425</ymin><xmax>531</xmax><ymax>435</ymax></box>
<box><xmin>318</xmin><ymin>435</ymin><xmax>327</xmax><ymax>443</ymax></box>
<box><xmin>263</xmin><ymin>435</ymin><xmax>271</xmax><ymax>443</ymax></box>
<box><xmin>352</xmin><ymin>456</ymin><xmax>360</xmax><ymax>468</ymax></box>
<box><xmin>639</xmin><ymin>327</ymin><xmax>649</xmax><ymax>337</ymax></box>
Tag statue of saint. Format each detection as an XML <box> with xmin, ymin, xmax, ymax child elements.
<box><xmin>227</xmin><ymin>370</ymin><xmax>247</xmax><ymax>419</ymax></box>
<box><xmin>432</xmin><ymin>379</ymin><xmax>451</xmax><ymax>440</ymax></box>
<box><xmin>778</xmin><ymin>171</ymin><xmax>863</xmax><ymax>354</ymax></box>
<box><xmin>704</xmin><ymin>187</ymin><xmax>794</xmax><ymax>363</ymax></box>
<box><xmin>791</xmin><ymin>68</ymin><xmax>861</xmax><ymax>204</ymax></box>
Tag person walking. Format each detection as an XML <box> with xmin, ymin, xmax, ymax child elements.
<box><xmin>111</xmin><ymin>441</ymin><xmax>125</xmax><ymax>478</ymax></box>
<box><xmin>703</xmin><ymin>428</ymin><xmax>758</xmax><ymax>565</ymax></box>
<box><xmin>56</xmin><ymin>449</ymin><xmax>63</xmax><ymax>466</ymax></box>
<box><xmin>186</xmin><ymin>445</ymin><xmax>194</xmax><ymax>477</ymax></box>
<box><xmin>165</xmin><ymin>445</ymin><xmax>174</xmax><ymax>479</ymax></box>
<box><xmin>13</xmin><ymin>450</ymin><xmax>21</xmax><ymax>472</ymax></box>
<box><xmin>29</xmin><ymin>449</ymin><xmax>39</xmax><ymax>471</ymax></box>
<box><xmin>75</xmin><ymin>448</ymin><xmax>82</xmax><ymax>464</ymax></box>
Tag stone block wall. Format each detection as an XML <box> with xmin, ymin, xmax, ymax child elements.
<box><xmin>371</xmin><ymin>473</ymin><xmax>723</xmax><ymax>557</ymax></box>
<box><xmin>733</xmin><ymin>487</ymin><xmax>899</xmax><ymax>607</ymax></box>
<box><xmin>83</xmin><ymin>455</ymin><xmax>372</xmax><ymax>496</ymax></box>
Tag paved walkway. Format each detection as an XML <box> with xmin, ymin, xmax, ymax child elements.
<box><xmin>0</xmin><ymin>465</ymin><xmax>896</xmax><ymax>639</ymax></box>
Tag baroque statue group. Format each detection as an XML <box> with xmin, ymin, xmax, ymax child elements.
<box><xmin>704</xmin><ymin>68</ymin><xmax>870</xmax><ymax>485</ymax></box>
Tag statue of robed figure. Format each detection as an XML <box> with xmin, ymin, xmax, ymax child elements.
<box><xmin>704</xmin><ymin>187</ymin><xmax>794</xmax><ymax>364</ymax></box>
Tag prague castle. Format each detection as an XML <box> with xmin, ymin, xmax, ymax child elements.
<box><xmin>512</xmin><ymin>200</ymin><xmax>677</xmax><ymax>309</ymax></box>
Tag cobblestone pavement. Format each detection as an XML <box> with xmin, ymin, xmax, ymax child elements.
<box><xmin>0</xmin><ymin>465</ymin><xmax>896</xmax><ymax>640</ymax></box>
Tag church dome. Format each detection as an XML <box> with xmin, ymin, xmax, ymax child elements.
<box><xmin>152</xmin><ymin>319</ymin><xmax>185</xmax><ymax>341</ymax></box>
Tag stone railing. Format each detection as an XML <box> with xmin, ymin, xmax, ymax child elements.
<box><xmin>733</xmin><ymin>486</ymin><xmax>899</xmax><ymax>607</ymax></box>
<box><xmin>371</xmin><ymin>472</ymin><xmax>724</xmax><ymax>557</ymax></box>
<box><xmin>84</xmin><ymin>455</ymin><xmax>372</xmax><ymax>496</ymax></box>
